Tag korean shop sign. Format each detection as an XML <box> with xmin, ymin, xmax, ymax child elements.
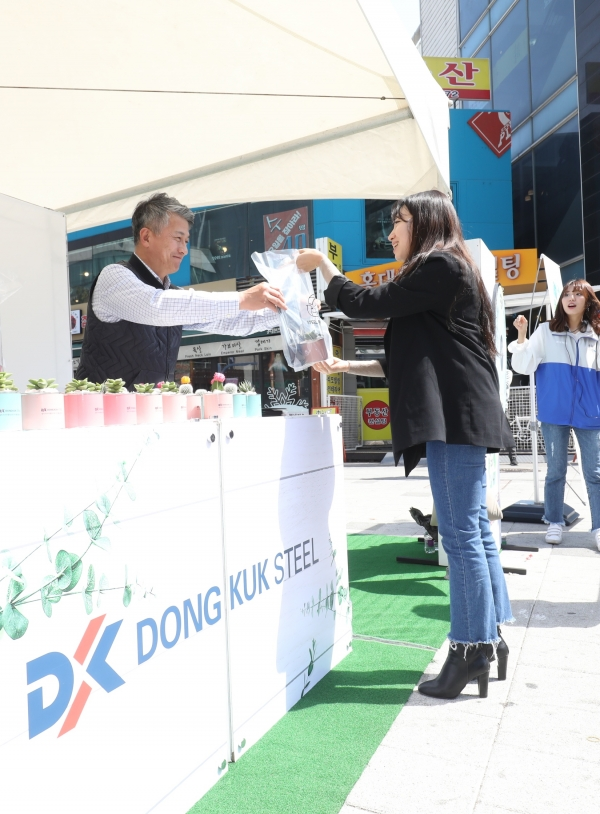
<box><xmin>492</xmin><ymin>249</ymin><xmax>538</xmax><ymax>287</ymax></box>
<box><xmin>468</xmin><ymin>111</ymin><xmax>511</xmax><ymax>157</ymax></box>
<box><xmin>424</xmin><ymin>57</ymin><xmax>491</xmax><ymax>100</ymax></box>
<box><xmin>346</xmin><ymin>261</ymin><xmax>402</xmax><ymax>289</ymax></box>
<box><xmin>315</xmin><ymin>237</ymin><xmax>343</xmax><ymax>272</ymax></box>
<box><xmin>263</xmin><ymin>206</ymin><xmax>308</xmax><ymax>251</ymax></box>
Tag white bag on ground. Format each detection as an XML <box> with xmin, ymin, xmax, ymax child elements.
<box><xmin>251</xmin><ymin>249</ymin><xmax>332</xmax><ymax>371</ymax></box>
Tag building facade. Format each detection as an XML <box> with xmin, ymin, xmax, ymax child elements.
<box><xmin>421</xmin><ymin>0</ymin><xmax>600</xmax><ymax>283</ymax></box>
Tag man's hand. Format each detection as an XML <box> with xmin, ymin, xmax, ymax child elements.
<box><xmin>239</xmin><ymin>282</ymin><xmax>287</xmax><ymax>312</ymax></box>
<box><xmin>312</xmin><ymin>358</ymin><xmax>350</xmax><ymax>374</ymax></box>
<box><xmin>513</xmin><ymin>314</ymin><xmax>528</xmax><ymax>343</ymax></box>
<box><xmin>296</xmin><ymin>249</ymin><xmax>325</xmax><ymax>272</ymax></box>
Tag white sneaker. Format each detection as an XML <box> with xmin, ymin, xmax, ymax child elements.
<box><xmin>593</xmin><ymin>529</ymin><xmax>600</xmax><ymax>552</ymax></box>
<box><xmin>545</xmin><ymin>523</ymin><xmax>563</xmax><ymax>544</ymax></box>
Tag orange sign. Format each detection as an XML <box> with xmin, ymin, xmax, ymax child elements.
<box><xmin>491</xmin><ymin>249</ymin><xmax>538</xmax><ymax>288</ymax></box>
<box><xmin>345</xmin><ymin>261</ymin><xmax>402</xmax><ymax>289</ymax></box>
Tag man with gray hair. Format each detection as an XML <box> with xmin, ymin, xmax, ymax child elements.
<box><xmin>77</xmin><ymin>193</ymin><xmax>286</xmax><ymax>389</ymax></box>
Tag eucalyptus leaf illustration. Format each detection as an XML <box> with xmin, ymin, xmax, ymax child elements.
<box><xmin>63</xmin><ymin>507</ymin><xmax>74</xmax><ymax>528</ymax></box>
<box><xmin>55</xmin><ymin>550</ymin><xmax>73</xmax><ymax>590</ymax></box>
<box><xmin>240</xmin><ymin>738</ymin><xmax>246</xmax><ymax>749</ymax></box>
<box><xmin>83</xmin><ymin>509</ymin><xmax>102</xmax><ymax>541</ymax></box>
<box><xmin>43</xmin><ymin>530</ymin><xmax>52</xmax><ymax>563</ymax></box>
<box><xmin>2</xmin><ymin>603</ymin><xmax>28</xmax><ymax>639</ymax></box>
<box><xmin>123</xmin><ymin>584</ymin><xmax>132</xmax><ymax>607</ymax></box>
<box><xmin>83</xmin><ymin>564</ymin><xmax>95</xmax><ymax>615</ymax></box>
<box><xmin>64</xmin><ymin>553</ymin><xmax>83</xmax><ymax>592</ymax></box>
<box><xmin>41</xmin><ymin>578</ymin><xmax>62</xmax><ymax>617</ymax></box>
<box><xmin>93</xmin><ymin>537</ymin><xmax>111</xmax><ymax>551</ymax></box>
<box><xmin>95</xmin><ymin>494</ymin><xmax>112</xmax><ymax>517</ymax></box>
<box><xmin>219</xmin><ymin>760</ymin><xmax>227</xmax><ymax>772</ymax></box>
<box><xmin>125</xmin><ymin>483</ymin><xmax>136</xmax><ymax>500</ymax></box>
<box><xmin>97</xmin><ymin>574</ymin><xmax>109</xmax><ymax>608</ymax></box>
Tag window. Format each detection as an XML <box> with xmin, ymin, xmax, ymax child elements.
<box><xmin>512</xmin><ymin>152</ymin><xmax>535</xmax><ymax>249</ymax></box>
<box><xmin>511</xmin><ymin>120</ymin><xmax>532</xmax><ymax>158</ymax></box>
<box><xmin>462</xmin><ymin>41</ymin><xmax>492</xmax><ymax>109</ymax></box>
<box><xmin>459</xmin><ymin>0</ymin><xmax>489</xmax><ymax>41</ymax></box>
<box><xmin>532</xmin><ymin>82</ymin><xmax>577</xmax><ymax>142</ymax></box>
<box><xmin>68</xmin><ymin>238</ymin><xmax>134</xmax><ymax>304</ymax></box>
<box><xmin>490</xmin><ymin>0</ymin><xmax>514</xmax><ymax>27</ymax></box>
<box><xmin>365</xmin><ymin>200</ymin><xmax>395</xmax><ymax>259</ymax></box>
<box><xmin>189</xmin><ymin>204</ymin><xmax>248</xmax><ymax>284</ymax></box>
<box><xmin>461</xmin><ymin>14</ymin><xmax>490</xmax><ymax>56</ymax></box>
<box><xmin>491</xmin><ymin>0</ymin><xmax>531</xmax><ymax>127</ymax></box>
<box><xmin>533</xmin><ymin>118</ymin><xmax>583</xmax><ymax>264</ymax></box>
<box><xmin>528</xmin><ymin>0</ymin><xmax>576</xmax><ymax>111</ymax></box>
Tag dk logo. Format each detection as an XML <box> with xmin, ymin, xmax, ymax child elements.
<box><xmin>26</xmin><ymin>614</ymin><xmax>124</xmax><ymax>739</ymax></box>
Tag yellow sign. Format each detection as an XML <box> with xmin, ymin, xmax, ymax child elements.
<box><xmin>346</xmin><ymin>261</ymin><xmax>402</xmax><ymax>289</ymax></box>
<box><xmin>316</xmin><ymin>237</ymin><xmax>343</xmax><ymax>272</ymax></box>
<box><xmin>327</xmin><ymin>345</ymin><xmax>343</xmax><ymax>396</ymax></box>
<box><xmin>492</xmin><ymin>249</ymin><xmax>538</xmax><ymax>290</ymax></box>
<box><xmin>424</xmin><ymin>57</ymin><xmax>491</xmax><ymax>101</ymax></box>
<box><xmin>357</xmin><ymin>388</ymin><xmax>391</xmax><ymax>442</ymax></box>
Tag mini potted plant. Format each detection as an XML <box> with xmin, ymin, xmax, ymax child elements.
<box><xmin>239</xmin><ymin>380</ymin><xmax>262</xmax><ymax>418</ymax></box>
<box><xmin>160</xmin><ymin>380</ymin><xmax>187</xmax><ymax>423</ymax></box>
<box><xmin>202</xmin><ymin>372</ymin><xmax>234</xmax><ymax>419</ymax></box>
<box><xmin>134</xmin><ymin>382</ymin><xmax>163</xmax><ymax>425</ymax></box>
<box><xmin>179</xmin><ymin>376</ymin><xmax>202</xmax><ymax>420</ymax></box>
<box><xmin>64</xmin><ymin>378</ymin><xmax>104</xmax><ymax>428</ymax></box>
<box><xmin>22</xmin><ymin>377</ymin><xmax>65</xmax><ymax>430</ymax></box>
<box><xmin>296</xmin><ymin>330</ymin><xmax>329</xmax><ymax>366</ymax></box>
<box><xmin>226</xmin><ymin>382</ymin><xmax>247</xmax><ymax>418</ymax></box>
<box><xmin>0</xmin><ymin>371</ymin><xmax>22</xmax><ymax>432</ymax></box>
<box><xmin>103</xmin><ymin>378</ymin><xmax>137</xmax><ymax>426</ymax></box>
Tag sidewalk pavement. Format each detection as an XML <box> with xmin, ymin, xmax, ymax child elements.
<box><xmin>339</xmin><ymin>456</ymin><xmax>600</xmax><ymax>814</ymax></box>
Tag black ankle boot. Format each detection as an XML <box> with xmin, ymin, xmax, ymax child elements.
<box><xmin>418</xmin><ymin>643</ymin><xmax>490</xmax><ymax>699</ymax></box>
<box><xmin>485</xmin><ymin>627</ymin><xmax>509</xmax><ymax>681</ymax></box>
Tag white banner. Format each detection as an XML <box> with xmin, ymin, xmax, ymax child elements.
<box><xmin>220</xmin><ymin>416</ymin><xmax>352</xmax><ymax>757</ymax></box>
<box><xmin>0</xmin><ymin>424</ymin><xmax>230</xmax><ymax>814</ymax></box>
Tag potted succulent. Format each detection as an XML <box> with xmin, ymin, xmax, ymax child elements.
<box><xmin>239</xmin><ymin>380</ymin><xmax>262</xmax><ymax>418</ymax></box>
<box><xmin>64</xmin><ymin>378</ymin><xmax>104</xmax><ymax>428</ymax></box>
<box><xmin>103</xmin><ymin>378</ymin><xmax>137</xmax><ymax>426</ymax></box>
<box><xmin>0</xmin><ymin>371</ymin><xmax>22</xmax><ymax>431</ymax></box>
<box><xmin>296</xmin><ymin>330</ymin><xmax>329</xmax><ymax>366</ymax></box>
<box><xmin>203</xmin><ymin>372</ymin><xmax>234</xmax><ymax>419</ymax></box>
<box><xmin>179</xmin><ymin>376</ymin><xmax>202</xmax><ymax>420</ymax></box>
<box><xmin>21</xmin><ymin>377</ymin><xmax>65</xmax><ymax>430</ymax></box>
<box><xmin>134</xmin><ymin>382</ymin><xmax>163</xmax><ymax>425</ymax></box>
<box><xmin>226</xmin><ymin>382</ymin><xmax>247</xmax><ymax>418</ymax></box>
<box><xmin>160</xmin><ymin>380</ymin><xmax>187</xmax><ymax>423</ymax></box>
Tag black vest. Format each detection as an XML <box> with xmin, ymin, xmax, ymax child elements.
<box><xmin>76</xmin><ymin>254</ymin><xmax>183</xmax><ymax>390</ymax></box>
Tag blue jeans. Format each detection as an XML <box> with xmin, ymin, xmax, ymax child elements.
<box><xmin>427</xmin><ymin>441</ymin><xmax>513</xmax><ymax>645</ymax></box>
<box><xmin>540</xmin><ymin>423</ymin><xmax>600</xmax><ymax>530</ymax></box>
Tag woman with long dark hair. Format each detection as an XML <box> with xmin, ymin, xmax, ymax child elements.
<box><xmin>297</xmin><ymin>190</ymin><xmax>514</xmax><ymax>700</ymax></box>
<box><xmin>510</xmin><ymin>280</ymin><xmax>600</xmax><ymax>548</ymax></box>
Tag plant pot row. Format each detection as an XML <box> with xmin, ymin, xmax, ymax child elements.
<box><xmin>0</xmin><ymin>391</ymin><xmax>263</xmax><ymax>431</ymax></box>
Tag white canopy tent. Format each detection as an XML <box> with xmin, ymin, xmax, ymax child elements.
<box><xmin>0</xmin><ymin>0</ymin><xmax>449</xmax><ymax>231</ymax></box>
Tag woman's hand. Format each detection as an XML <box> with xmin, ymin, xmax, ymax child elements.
<box><xmin>312</xmin><ymin>358</ymin><xmax>350</xmax><ymax>374</ymax></box>
<box><xmin>513</xmin><ymin>314</ymin><xmax>528</xmax><ymax>343</ymax></box>
<box><xmin>296</xmin><ymin>248</ymin><xmax>325</xmax><ymax>273</ymax></box>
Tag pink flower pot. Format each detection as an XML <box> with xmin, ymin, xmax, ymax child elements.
<box><xmin>103</xmin><ymin>393</ymin><xmax>137</xmax><ymax>426</ymax></box>
<box><xmin>202</xmin><ymin>392</ymin><xmax>234</xmax><ymax>419</ymax></box>
<box><xmin>64</xmin><ymin>393</ymin><xmax>104</xmax><ymax>428</ymax></box>
<box><xmin>187</xmin><ymin>395</ymin><xmax>203</xmax><ymax>420</ymax></box>
<box><xmin>21</xmin><ymin>393</ymin><xmax>65</xmax><ymax>430</ymax></box>
<box><xmin>162</xmin><ymin>394</ymin><xmax>187</xmax><ymax>423</ymax></box>
<box><xmin>135</xmin><ymin>393</ymin><xmax>163</xmax><ymax>424</ymax></box>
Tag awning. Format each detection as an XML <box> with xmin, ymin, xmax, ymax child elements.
<box><xmin>0</xmin><ymin>0</ymin><xmax>449</xmax><ymax>231</ymax></box>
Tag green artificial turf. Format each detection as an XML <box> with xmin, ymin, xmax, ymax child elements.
<box><xmin>187</xmin><ymin>535</ymin><xmax>449</xmax><ymax>814</ymax></box>
<box><xmin>348</xmin><ymin>534</ymin><xmax>450</xmax><ymax>649</ymax></box>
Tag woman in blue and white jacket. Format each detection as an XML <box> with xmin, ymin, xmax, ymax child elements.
<box><xmin>509</xmin><ymin>280</ymin><xmax>600</xmax><ymax>548</ymax></box>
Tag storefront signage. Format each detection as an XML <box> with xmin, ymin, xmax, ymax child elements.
<box><xmin>263</xmin><ymin>206</ymin><xmax>309</xmax><ymax>251</ymax></box>
<box><xmin>357</xmin><ymin>388</ymin><xmax>392</xmax><ymax>441</ymax></box>
<box><xmin>424</xmin><ymin>57</ymin><xmax>491</xmax><ymax>100</ymax></box>
<box><xmin>327</xmin><ymin>345</ymin><xmax>343</xmax><ymax>396</ymax></box>
<box><xmin>315</xmin><ymin>237</ymin><xmax>343</xmax><ymax>272</ymax></box>
<box><xmin>468</xmin><ymin>111</ymin><xmax>511</xmax><ymax>157</ymax></box>
<box><xmin>70</xmin><ymin>309</ymin><xmax>81</xmax><ymax>334</ymax></box>
<box><xmin>178</xmin><ymin>333</ymin><xmax>283</xmax><ymax>361</ymax></box>
<box><xmin>346</xmin><ymin>261</ymin><xmax>402</xmax><ymax>289</ymax></box>
<box><xmin>491</xmin><ymin>249</ymin><xmax>538</xmax><ymax>287</ymax></box>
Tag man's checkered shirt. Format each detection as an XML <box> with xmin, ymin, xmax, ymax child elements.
<box><xmin>92</xmin><ymin>255</ymin><xmax>279</xmax><ymax>336</ymax></box>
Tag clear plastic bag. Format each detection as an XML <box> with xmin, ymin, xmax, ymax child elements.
<box><xmin>251</xmin><ymin>249</ymin><xmax>332</xmax><ymax>371</ymax></box>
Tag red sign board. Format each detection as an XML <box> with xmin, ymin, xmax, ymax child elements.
<box><xmin>468</xmin><ymin>112</ymin><xmax>512</xmax><ymax>157</ymax></box>
<box><xmin>362</xmin><ymin>399</ymin><xmax>390</xmax><ymax>430</ymax></box>
<box><xmin>263</xmin><ymin>206</ymin><xmax>309</xmax><ymax>251</ymax></box>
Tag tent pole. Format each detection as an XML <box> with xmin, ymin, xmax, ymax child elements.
<box><xmin>530</xmin><ymin>372</ymin><xmax>541</xmax><ymax>504</ymax></box>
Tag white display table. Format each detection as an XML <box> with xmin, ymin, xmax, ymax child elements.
<box><xmin>0</xmin><ymin>416</ymin><xmax>351</xmax><ymax>814</ymax></box>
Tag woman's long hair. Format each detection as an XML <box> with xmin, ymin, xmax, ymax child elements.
<box><xmin>391</xmin><ymin>190</ymin><xmax>497</xmax><ymax>356</ymax></box>
<box><xmin>549</xmin><ymin>279</ymin><xmax>600</xmax><ymax>335</ymax></box>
